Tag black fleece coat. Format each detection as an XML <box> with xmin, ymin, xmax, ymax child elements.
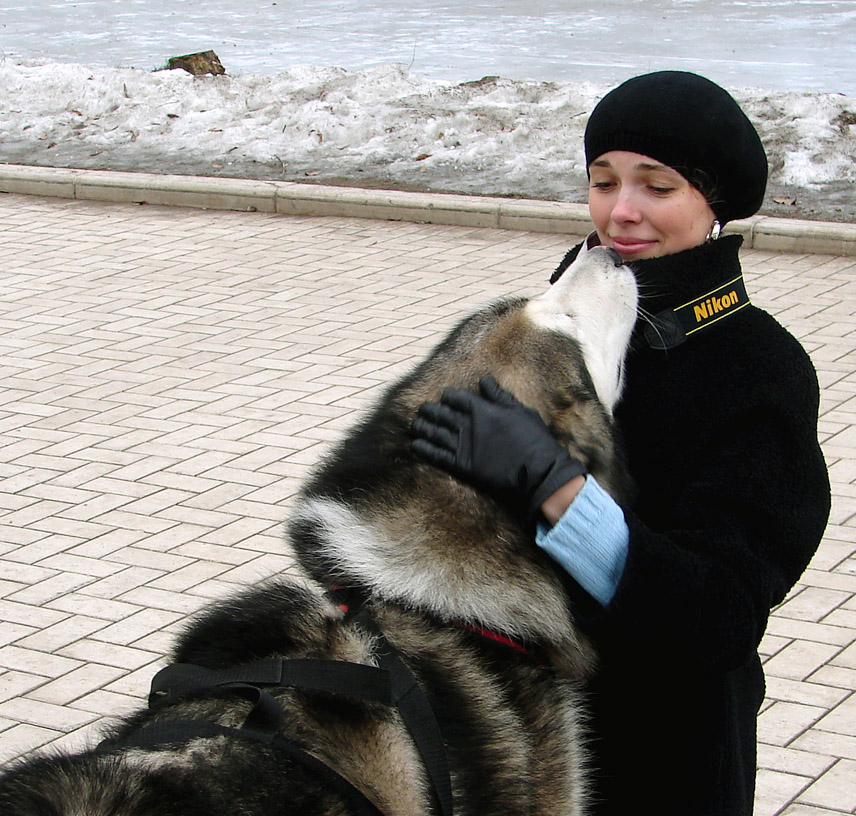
<box><xmin>551</xmin><ymin>235</ymin><xmax>830</xmax><ymax>815</ymax></box>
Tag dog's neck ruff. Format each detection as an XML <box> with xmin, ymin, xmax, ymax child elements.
<box><xmin>455</xmin><ymin>620</ymin><xmax>550</xmax><ymax>668</ymax></box>
<box><xmin>331</xmin><ymin>586</ymin><xmax>549</xmax><ymax>670</ymax></box>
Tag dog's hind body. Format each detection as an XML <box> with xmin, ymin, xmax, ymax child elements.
<box><xmin>0</xmin><ymin>246</ymin><xmax>637</xmax><ymax>816</ymax></box>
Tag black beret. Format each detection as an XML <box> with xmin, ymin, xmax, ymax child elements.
<box><xmin>584</xmin><ymin>71</ymin><xmax>768</xmax><ymax>224</ymax></box>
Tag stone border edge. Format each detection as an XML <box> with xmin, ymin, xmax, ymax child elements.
<box><xmin>2</xmin><ymin>164</ymin><xmax>855</xmax><ymax>257</ymax></box>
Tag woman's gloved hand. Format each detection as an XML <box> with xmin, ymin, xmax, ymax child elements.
<box><xmin>410</xmin><ymin>375</ymin><xmax>586</xmax><ymax>523</ymax></box>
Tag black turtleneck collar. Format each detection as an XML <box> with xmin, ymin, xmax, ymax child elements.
<box><xmin>551</xmin><ymin>234</ymin><xmax>748</xmax><ymax>351</ymax></box>
<box><xmin>551</xmin><ymin>234</ymin><xmax>744</xmax><ymax>307</ymax></box>
<box><xmin>629</xmin><ymin>234</ymin><xmax>744</xmax><ymax>316</ymax></box>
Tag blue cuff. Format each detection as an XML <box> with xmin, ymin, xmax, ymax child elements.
<box><xmin>535</xmin><ymin>475</ymin><xmax>629</xmax><ymax>607</ymax></box>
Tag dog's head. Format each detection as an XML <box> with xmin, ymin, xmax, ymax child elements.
<box><xmin>523</xmin><ymin>243</ymin><xmax>637</xmax><ymax>415</ymax></box>
<box><xmin>392</xmin><ymin>244</ymin><xmax>638</xmax><ymax>501</ymax></box>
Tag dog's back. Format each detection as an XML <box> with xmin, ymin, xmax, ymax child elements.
<box><xmin>0</xmin><ymin>246</ymin><xmax>637</xmax><ymax>816</ymax></box>
<box><xmin>0</xmin><ymin>581</ymin><xmax>432</xmax><ymax>816</ymax></box>
<box><xmin>0</xmin><ymin>579</ymin><xmax>588</xmax><ymax>815</ymax></box>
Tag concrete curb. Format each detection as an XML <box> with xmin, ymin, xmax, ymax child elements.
<box><xmin>2</xmin><ymin>163</ymin><xmax>856</xmax><ymax>257</ymax></box>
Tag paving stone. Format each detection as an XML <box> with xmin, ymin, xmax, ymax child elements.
<box><xmin>793</xmin><ymin>728</ymin><xmax>856</xmax><ymax>762</ymax></box>
<box><xmin>13</xmin><ymin>616</ymin><xmax>107</xmax><ymax>652</ymax></box>
<box><xmin>0</xmin><ymin>697</ymin><xmax>98</xmax><ymax>732</ymax></box>
<box><xmin>764</xmin><ymin>640</ymin><xmax>848</xmax><ymax>681</ymax></box>
<box><xmin>781</xmin><ymin>804</ymin><xmax>853</xmax><ymax>815</ymax></box>
<box><xmin>0</xmin><ymin>723</ymin><xmax>62</xmax><ymax>765</ymax></box>
<box><xmin>809</xmin><ymin>665</ymin><xmax>856</xmax><ymax>692</ymax></box>
<box><xmin>776</xmin><ymin>586</ymin><xmax>852</xmax><ymax>623</ymax></box>
<box><xmin>757</xmin><ymin>743</ymin><xmax>836</xmax><ymax>778</ymax></box>
<box><xmin>755</xmin><ymin>769</ymin><xmax>813</xmax><ymax>816</ymax></box>
<box><xmin>797</xmin><ymin>759</ymin><xmax>856</xmax><ymax>811</ymax></box>
<box><xmin>0</xmin><ymin>671</ymin><xmax>49</xmax><ymax>704</ymax></box>
<box><xmin>67</xmin><ymin>688</ymin><xmax>145</xmax><ymax>720</ymax></box>
<box><xmin>45</xmin><ymin>594</ymin><xmax>142</xmax><ymax>623</ymax></box>
<box><xmin>40</xmin><ymin>721</ymin><xmax>110</xmax><ymax>756</ymax></box>
<box><xmin>0</xmin><ymin>193</ymin><xmax>854</xmax><ymax>813</ymax></box>
<box><xmin>89</xmin><ymin>608</ymin><xmax>184</xmax><ymax>647</ymax></box>
<box><xmin>0</xmin><ymin>622</ymin><xmax>36</xmax><ymax>648</ymax></box>
<box><xmin>56</xmin><ymin>639</ymin><xmax>160</xmax><ymax>672</ymax></box>
<box><xmin>27</xmin><ymin>663</ymin><xmax>127</xmax><ymax>706</ymax></box>
<box><xmin>764</xmin><ymin>675</ymin><xmax>850</xmax><ymax>709</ymax></box>
<box><xmin>832</xmin><ymin>640</ymin><xmax>856</xmax><ymax>670</ymax></box>
<box><xmin>758</xmin><ymin>701</ymin><xmax>827</xmax><ymax>747</ymax></box>
<box><xmin>813</xmin><ymin>691</ymin><xmax>856</xmax><ymax>737</ymax></box>
<box><xmin>78</xmin><ymin>568</ymin><xmax>165</xmax><ymax>600</ymax></box>
<box><xmin>0</xmin><ymin>645</ymin><xmax>82</xmax><ymax>678</ymax></box>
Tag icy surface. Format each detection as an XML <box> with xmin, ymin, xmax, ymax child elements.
<box><xmin>1</xmin><ymin>1</ymin><xmax>854</xmax><ymax>221</ymax></box>
<box><xmin>2</xmin><ymin>0</ymin><xmax>854</xmax><ymax>96</ymax></box>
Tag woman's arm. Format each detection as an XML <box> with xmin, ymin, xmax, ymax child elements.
<box><xmin>540</xmin><ymin>475</ymin><xmax>586</xmax><ymax>524</ymax></box>
<box><xmin>536</xmin><ymin>475</ymin><xmax>630</xmax><ymax>607</ymax></box>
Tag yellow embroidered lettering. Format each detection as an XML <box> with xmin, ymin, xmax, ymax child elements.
<box><xmin>693</xmin><ymin>290</ymin><xmax>739</xmax><ymax>324</ymax></box>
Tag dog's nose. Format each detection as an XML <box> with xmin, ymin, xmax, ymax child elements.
<box><xmin>605</xmin><ymin>248</ymin><xmax>624</xmax><ymax>267</ymax></box>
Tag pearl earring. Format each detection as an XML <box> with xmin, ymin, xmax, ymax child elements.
<box><xmin>707</xmin><ymin>221</ymin><xmax>722</xmax><ymax>241</ymax></box>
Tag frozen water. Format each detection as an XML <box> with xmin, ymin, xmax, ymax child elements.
<box><xmin>0</xmin><ymin>0</ymin><xmax>853</xmax><ymax>96</ymax></box>
<box><xmin>1</xmin><ymin>1</ymin><xmax>854</xmax><ymax>221</ymax></box>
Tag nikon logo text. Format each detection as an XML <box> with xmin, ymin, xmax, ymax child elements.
<box><xmin>694</xmin><ymin>291</ymin><xmax>739</xmax><ymax>323</ymax></box>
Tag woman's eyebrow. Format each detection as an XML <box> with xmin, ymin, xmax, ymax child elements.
<box><xmin>589</xmin><ymin>158</ymin><xmax>674</xmax><ymax>173</ymax></box>
<box><xmin>635</xmin><ymin>161</ymin><xmax>673</xmax><ymax>172</ymax></box>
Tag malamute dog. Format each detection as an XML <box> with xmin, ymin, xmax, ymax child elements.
<box><xmin>0</xmin><ymin>244</ymin><xmax>637</xmax><ymax>816</ymax></box>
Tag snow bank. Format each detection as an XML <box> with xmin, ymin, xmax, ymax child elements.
<box><xmin>1</xmin><ymin>59</ymin><xmax>854</xmax><ymax>207</ymax></box>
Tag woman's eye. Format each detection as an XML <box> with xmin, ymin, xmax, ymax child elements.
<box><xmin>591</xmin><ymin>180</ymin><xmax>614</xmax><ymax>190</ymax></box>
<box><xmin>649</xmin><ymin>185</ymin><xmax>675</xmax><ymax>195</ymax></box>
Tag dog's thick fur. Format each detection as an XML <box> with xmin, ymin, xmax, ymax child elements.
<box><xmin>0</xmin><ymin>245</ymin><xmax>637</xmax><ymax>816</ymax></box>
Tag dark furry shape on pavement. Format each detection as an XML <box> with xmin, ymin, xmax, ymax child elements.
<box><xmin>0</xmin><ymin>245</ymin><xmax>637</xmax><ymax>816</ymax></box>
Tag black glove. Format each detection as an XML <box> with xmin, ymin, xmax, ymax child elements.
<box><xmin>410</xmin><ymin>375</ymin><xmax>586</xmax><ymax>523</ymax></box>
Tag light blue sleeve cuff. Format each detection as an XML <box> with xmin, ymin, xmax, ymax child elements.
<box><xmin>535</xmin><ymin>475</ymin><xmax>629</xmax><ymax>607</ymax></box>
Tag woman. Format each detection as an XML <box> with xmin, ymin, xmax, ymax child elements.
<box><xmin>411</xmin><ymin>71</ymin><xmax>830</xmax><ymax>815</ymax></box>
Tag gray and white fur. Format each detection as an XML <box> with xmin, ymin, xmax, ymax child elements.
<box><xmin>0</xmin><ymin>246</ymin><xmax>637</xmax><ymax>816</ymax></box>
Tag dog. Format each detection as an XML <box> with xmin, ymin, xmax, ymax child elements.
<box><xmin>0</xmin><ymin>243</ymin><xmax>638</xmax><ymax>816</ymax></box>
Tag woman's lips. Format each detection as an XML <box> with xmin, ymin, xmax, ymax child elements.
<box><xmin>610</xmin><ymin>236</ymin><xmax>657</xmax><ymax>255</ymax></box>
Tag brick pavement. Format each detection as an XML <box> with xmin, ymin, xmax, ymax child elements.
<box><xmin>0</xmin><ymin>192</ymin><xmax>854</xmax><ymax>815</ymax></box>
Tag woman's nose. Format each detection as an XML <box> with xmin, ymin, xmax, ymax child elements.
<box><xmin>609</xmin><ymin>188</ymin><xmax>642</xmax><ymax>223</ymax></box>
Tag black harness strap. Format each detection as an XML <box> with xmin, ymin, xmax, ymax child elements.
<box><xmin>148</xmin><ymin>657</ymin><xmax>394</xmax><ymax>708</ymax></box>
<box><xmin>352</xmin><ymin>609</ymin><xmax>454</xmax><ymax>816</ymax></box>
<box><xmin>105</xmin><ymin>718</ymin><xmax>386</xmax><ymax>816</ymax></box>
<box><xmin>108</xmin><ymin>605</ymin><xmax>454</xmax><ymax>816</ymax></box>
<box><xmin>147</xmin><ymin>658</ymin><xmax>396</xmax><ymax>742</ymax></box>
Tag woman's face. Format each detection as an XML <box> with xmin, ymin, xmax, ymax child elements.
<box><xmin>588</xmin><ymin>150</ymin><xmax>717</xmax><ymax>260</ymax></box>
